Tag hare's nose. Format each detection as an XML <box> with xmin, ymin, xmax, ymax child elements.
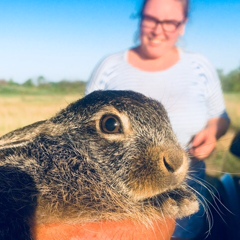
<box><xmin>162</xmin><ymin>152</ymin><xmax>183</xmax><ymax>173</ymax></box>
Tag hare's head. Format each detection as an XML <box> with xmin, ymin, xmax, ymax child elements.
<box><xmin>0</xmin><ymin>90</ymin><xmax>199</xmax><ymax>224</ymax></box>
<box><xmin>49</xmin><ymin>90</ymin><xmax>191</xmax><ymax>200</ymax></box>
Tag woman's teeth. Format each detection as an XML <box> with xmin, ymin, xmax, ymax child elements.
<box><xmin>150</xmin><ymin>38</ymin><xmax>163</xmax><ymax>44</ymax></box>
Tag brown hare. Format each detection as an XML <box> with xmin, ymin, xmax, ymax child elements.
<box><xmin>0</xmin><ymin>90</ymin><xmax>199</xmax><ymax>240</ymax></box>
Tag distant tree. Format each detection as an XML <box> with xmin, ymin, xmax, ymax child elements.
<box><xmin>217</xmin><ymin>69</ymin><xmax>225</xmax><ymax>82</ymax></box>
<box><xmin>8</xmin><ymin>79</ymin><xmax>19</xmax><ymax>86</ymax></box>
<box><xmin>37</xmin><ymin>76</ymin><xmax>47</xmax><ymax>86</ymax></box>
<box><xmin>23</xmin><ymin>79</ymin><xmax>34</xmax><ymax>87</ymax></box>
<box><xmin>0</xmin><ymin>79</ymin><xmax>8</xmax><ymax>85</ymax></box>
<box><xmin>226</xmin><ymin>69</ymin><xmax>240</xmax><ymax>92</ymax></box>
<box><xmin>219</xmin><ymin>67</ymin><xmax>240</xmax><ymax>92</ymax></box>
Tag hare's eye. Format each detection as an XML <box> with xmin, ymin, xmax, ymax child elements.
<box><xmin>100</xmin><ymin>115</ymin><xmax>122</xmax><ymax>134</ymax></box>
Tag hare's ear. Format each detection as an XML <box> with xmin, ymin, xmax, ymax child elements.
<box><xmin>0</xmin><ymin>139</ymin><xmax>31</xmax><ymax>150</ymax></box>
<box><xmin>0</xmin><ymin>120</ymin><xmax>46</xmax><ymax>150</ymax></box>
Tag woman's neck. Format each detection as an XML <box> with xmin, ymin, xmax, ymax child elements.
<box><xmin>128</xmin><ymin>47</ymin><xmax>180</xmax><ymax>72</ymax></box>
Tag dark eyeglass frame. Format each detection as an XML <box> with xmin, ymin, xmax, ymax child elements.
<box><xmin>141</xmin><ymin>14</ymin><xmax>184</xmax><ymax>32</ymax></box>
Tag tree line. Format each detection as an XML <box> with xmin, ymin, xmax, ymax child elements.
<box><xmin>0</xmin><ymin>76</ymin><xmax>86</xmax><ymax>95</ymax></box>
<box><xmin>218</xmin><ymin>67</ymin><xmax>240</xmax><ymax>92</ymax></box>
<box><xmin>0</xmin><ymin>66</ymin><xmax>239</xmax><ymax>95</ymax></box>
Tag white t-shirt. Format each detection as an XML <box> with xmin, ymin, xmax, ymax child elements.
<box><xmin>86</xmin><ymin>49</ymin><xmax>229</xmax><ymax>148</ymax></box>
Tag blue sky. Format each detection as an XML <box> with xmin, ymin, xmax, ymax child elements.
<box><xmin>0</xmin><ymin>0</ymin><xmax>239</xmax><ymax>83</ymax></box>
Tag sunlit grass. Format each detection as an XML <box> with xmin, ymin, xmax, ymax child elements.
<box><xmin>206</xmin><ymin>93</ymin><xmax>240</xmax><ymax>177</ymax></box>
<box><xmin>224</xmin><ymin>93</ymin><xmax>240</xmax><ymax>131</ymax></box>
<box><xmin>0</xmin><ymin>94</ymin><xmax>80</xmax><ymax>136</ymax></box>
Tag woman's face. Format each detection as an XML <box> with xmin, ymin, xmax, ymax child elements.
<box><xmin>139</xmin><ymin>0</ymin><xmax>187</xmax><ymax>59</ymax></box>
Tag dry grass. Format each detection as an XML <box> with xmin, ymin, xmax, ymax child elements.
<box><xmin>206</xmin><ymin>93</ymin><xmax>240</xmax><ymax>177</ymax></box>
<box><xmin>0</xmin><ymin>95</ymin><xmax>80</xmax><ymax>136</ymax></box>
<box><xmin>0</xmin><ymin>93</ymin><xmax>240</xmax><ymax>177</ymax></box>
<box><xmin>224</xmin><ymin>93</ymin><xmax>240</xmax><ymax>131</ymax></box>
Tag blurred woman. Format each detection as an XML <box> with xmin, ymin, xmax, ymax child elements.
<box><xmin>86</xmin><ymin>0</ymin><xmax>230</xmax><ymax>238</ymax></box>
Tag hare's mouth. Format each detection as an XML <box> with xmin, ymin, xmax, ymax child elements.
<box><xmin>143</xmin><ymin>184</ymin><xmax>199</xmax><ymax>219</ymax></box>
<box><xmin>149</xmin><ymin>184</ymin><xmax>196</xmax><ymax>204</ymax></box>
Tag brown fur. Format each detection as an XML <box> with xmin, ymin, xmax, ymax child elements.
<box><xmin>0</xmin><ymin>90</ymin><xmax>199</xmax><ymax>239</ymax></box>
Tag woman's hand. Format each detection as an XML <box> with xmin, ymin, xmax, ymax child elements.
<box><xmin>189</xmin><ymin>129</ymin><xmax>217</xmax><ymax>160</ymax></box>
<box><xmin>189</xmin><ymin>118</ymin><xmax>230</xmax><ymax>160</ymax></box>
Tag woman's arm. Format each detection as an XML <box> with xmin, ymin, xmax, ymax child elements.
<box><xmin>189</xmin><ymin>54</ymin><xmax>230</xmax><ymax>160</ymax></box>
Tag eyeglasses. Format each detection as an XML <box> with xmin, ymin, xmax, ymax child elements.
<box><xmin>141</xmin><ymin>14</ymin><xmax>184</xmax><ymax>32</ymax></box>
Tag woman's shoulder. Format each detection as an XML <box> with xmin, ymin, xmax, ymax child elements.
<box><xmin>180</xmin><ymin>49</ymin><xmax>213</xmax><ymax>68</ymax></box>
<box><xmin>97</xmin><ymin>50</ymin><xmax>127</xmax><ymax>69</ymax></box>
<box><xmin>180</xmin><ymin>49</ymin><xmax>218</xmax><ymax>78</ymax></box>
<box><xmin>86</xmin><ymin>50</ymin><xmax>129</xmax><ymax>94</ymax></box>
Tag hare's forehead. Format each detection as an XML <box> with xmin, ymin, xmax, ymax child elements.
<box><xmin>91</xmin><ymin>106</ymin><xmax>130</xmax><ymax>123</ymax></box>
<box><xmin>90</xmin><ymin>104</ymin><xmax>162</xmax><ymax>122</ymax></box>
<box><xmin>89</xmin><ymin>104</ymin><xmax>164</xmax><ymax>128</ymax></box>
<box><xmin>91</xmin><ymin>102</ymin><xmax>148</xmax><ymax>116</ymax></box>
